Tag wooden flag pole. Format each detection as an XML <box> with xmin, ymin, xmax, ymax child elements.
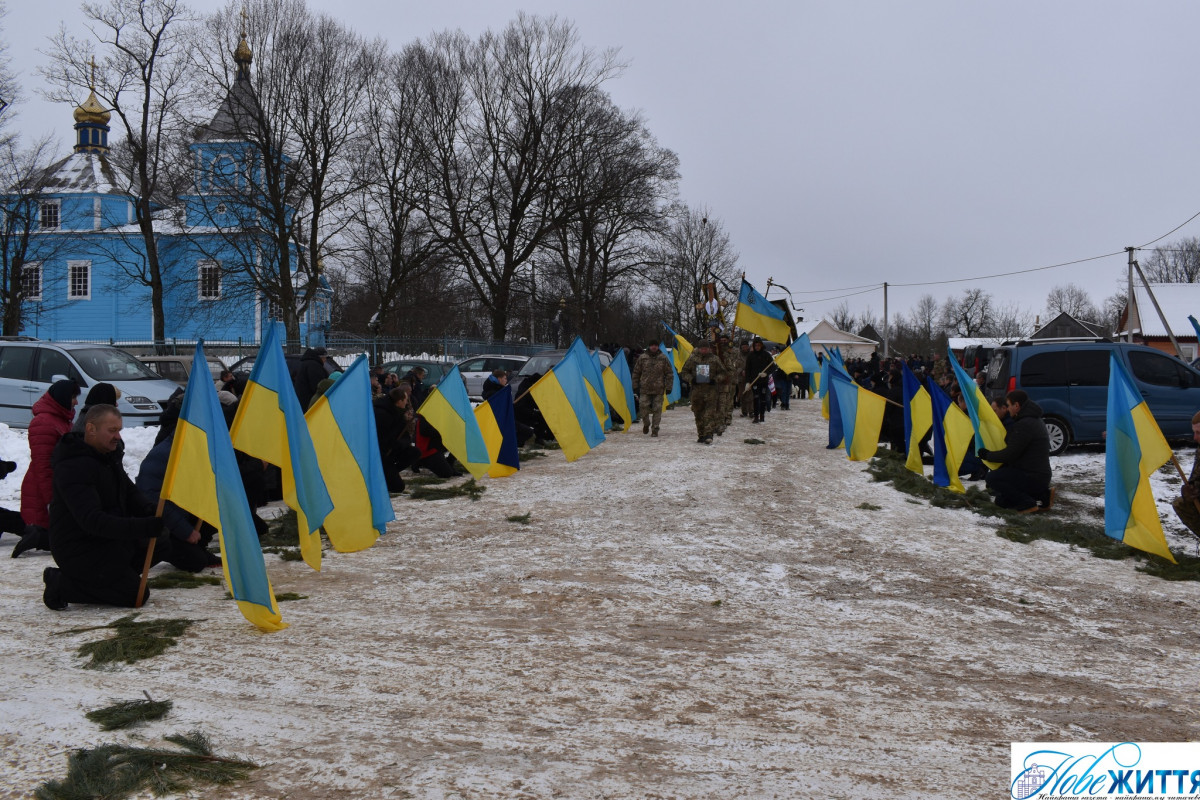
<box><xmin>135</xmin><ymin>498</ymin><xmax>166</xmax><ymax>608</ymax></box>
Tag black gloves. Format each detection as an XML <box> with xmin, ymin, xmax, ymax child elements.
<box><xmin>0</xmin><ymin>460</ymin><xmax>17</xmax><ymax>478</ymax></box>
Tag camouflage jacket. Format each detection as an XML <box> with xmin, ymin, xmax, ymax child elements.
<box><xmin>632</xmin><ymin>351</ymin><xmax>674</xmax><ymax>395</ymax></box>
<box><xmin>680</xmin><ymin>350</ymin><xmax>731</xmax><ymax>389</ymax></box>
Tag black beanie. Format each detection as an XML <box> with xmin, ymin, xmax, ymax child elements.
<box><xmin>47</xmin><ymin>380</ymin><xmax>78</xmax><ymax>410</ymax></box>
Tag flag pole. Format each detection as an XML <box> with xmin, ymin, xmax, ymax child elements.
<box><xmin>135</xmin><ymin>498</ymin><xmax>166</xmax><ymax>608</ymax></box>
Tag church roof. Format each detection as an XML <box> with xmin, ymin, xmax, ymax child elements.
<box><xmin>38</xmin><ymin>151</ymin><xmax>125</xmax><ymax>196</ymax></box>
<box><xmin>196</xmin><ymin>34</ymin><xmax>260</xmax><ymax>142</ymax></box>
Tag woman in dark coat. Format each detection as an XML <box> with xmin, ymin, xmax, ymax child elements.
<box><xmin>14</xmin><ymin>380</ymin><xmax>79</xmax><ymax>557</ymax></box>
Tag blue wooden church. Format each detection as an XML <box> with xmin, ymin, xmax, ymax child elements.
<box><xmin>17</xmin><ymin>34</ymin><xmax>332</xmax><ymax>347</ymax></box>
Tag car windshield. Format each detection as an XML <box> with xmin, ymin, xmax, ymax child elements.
<box><xmin>207</xmin><ymin>360</ymin><xmax>225</xmax><ymax>380</ymax></box>
<box><xmin>73</xmin><ymin>348</ymin><xmax>162</xmax><ymax>381</ymax></box>
<box><xmin>518</xmin><ymin>354</ymin><xmax>562</xmax><ymax>376</ymax></box>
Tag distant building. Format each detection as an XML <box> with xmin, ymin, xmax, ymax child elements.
<box><xmin>800</xmin><ymin>319</ymin><xmax>878</xmax><ymax>360</ymax></box>
<box><xmin>1029</xmin><ymin>311</ymin><xmax>1109</xmax><ymax>340</ymax></box>
<box><xmin>9</xmin><ymin>33</ymin><xmax>331</xmax><ymax>347</ymax></box>
<box><xmin>1118</xmin><ymin>283</ymin><xmax>1200</xmax><ymax>361</ymax></box>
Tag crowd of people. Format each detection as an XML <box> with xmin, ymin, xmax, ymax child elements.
<box><xmin>5</xmin><ymin>340</ymin><xmax>1198</xmax><ymax>613</ymax></box>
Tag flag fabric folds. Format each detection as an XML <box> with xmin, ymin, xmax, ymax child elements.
<box><xmin>568</xmin><ymin>338</ymin><xmax>611</xmax><ymax>431</ymax></box>
<box><xmin>475</xmin><ymin>386</ymin><xmax>520</xmax><ymax>477</ymax></box>
<box><xmin>1104</xmin><ymin>353</ymin><xmax>1176</xmax><ymax>562</ymax></box>
<box><xmin>162</xmin><ymin>344</ymin><xmax>286</xmax><ymax>632</ymax></box>
<box><xmin>947</xmin><ymin>348</ymin><xmax>1007</xmax><ymax>466</ymax></box>
<box><xmin>663</xmin><ymin>342</ymin><xmax>682</xmax><ymax>406</ymax></box>
<box><xmin>1190</xmin><ymin>314</ymin><xmax>1200</xmax><ymax>341</ymax></box>
<box><xmin>774</xmin><ymin>333</ymin><xmax>822</xmax><ymax>394</ymax></box>
<box><xmin>901</xmin><ymin>363</ymin><xmax>932</xmax><ymax>476</ymax></box>
<box><xmin>590</xmin><ymin>351</ymin><xmax>613</xmax><ymax>432</ymax></box>
<box><xmin>529</xmin><ymin>345</ymin><xmax>606</xmax><ymax>461</ymax></box>
<box><xmin>733</xmin><ymin>278</ymin><xmax>792</xmax><ymax>344</ymax></box>
<box><xmin>603</xmin><ymin>350</ymin><xmax>638</xmax><ymax>432</ymax></box>
<box><xmin>305</xmin><ymin>356</ymin><xmax>395</xmax><ymax>552</ymax></box>
<box><xmin>826</xmin><ymin>367</ymin><xmax>886</xmax><ymax>461</ymax></box>
<box><xmin>662</xmin><ymin>322</ymin><xmax>694</xmax><ymax>372</ymax></box>
<box><xmin>417</xmin><ymin>364</ymin><xmax>492</xmax><ymax>479</ymax></box>
<box><xmin>927</xmin><ymin>382</ymin><xmax>975</xmax><ymax>494</ymax></box>
<box><xmin>230</xmin><ymin>324</ymin><xmax>333</xmax><ymax>571</ymax></box>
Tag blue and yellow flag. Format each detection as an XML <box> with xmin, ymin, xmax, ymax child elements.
<box><xmin>418</xmin><ymin>364</ymin><xmax>491</xmax><ymax>479</ymax></box>
<box><xmin>529</xmin><ymin>345</ymin><xmax>606</xmax><ymax>462</ymax></box>
<box><xmin>590</xmin><ymin>351</ymin><xmax>613</xmax><ymax>432</ymax></box>
<box><xmin>928</xmin><ymin>382</ymin><xmax>975</xmax><ymax>494</ymax></box>
<box><xmin>662</xmin><ymin>341</ymin><xmax>683</xmax><ymax>407</ymax></box>
<box><xmin>947</xmin><ymin>347</ymin><xmax>1006</xmax><ymax>467</ymax></box>
<box><xmin>603</xmin><ymin>349</ymin><xmax>637</xmax><ymax>432</ymax></box>
<box><xmin>662</xmin><ymin>322</ymin><xmax>694</xmax><ymax>372</ymax></box>
<box><xmin>231</xmin><ymin>324</ymin><xmax>333</xmax><ymax>571</ymax></box>
<box><xmin>475</xmin><ymin>387</ymin><xmax>520</xmax><ymax>477</ymax></box>
<box><xmin>162</xmin><ymin>344</ymin><xmax>286</xmax><ymax>632</ymax></box>
<box><xmin>733</xmin><ymin>278</ymin><xmax>791</xmax><ymax>344</ymax></box>
<box><xmin>566</xmin><ymin>338</ymin><xmax>610</xmax><ymax>431</ymax></box>
<box><xmin>827</xmin><ymin>367</ymin><xmax>886</xmax><ymax>461</ymax></box>
<box><xmin>774</xmin><ymin>332</ymin><xmax>821</xmax><ymax>394</ymax></box>
<box><xmin>901</xmin><ymin>363</ymin><xmax>932</xmax><ymax>476</ymax></box>
<box><xmin>1189</xmin><ymin>314</ymin><xmax>1200</xmax><ymax>341</ymax></box>
<box><xmin>305</xmin><ymin>356</ymin><xmax>394</xmax><ymax>552</ymax></box>
<box><xmin>1105</xmin><ymin>353</ymin><xmax>1176</xmax><ymax>562</ymax></box>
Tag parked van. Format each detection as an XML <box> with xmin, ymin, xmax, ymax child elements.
<box><xmin>983</xmin><ymin>340</ymin><xmax>1200</xmax><ymax>455</ymax></box>
<box><xmin>0</xmin><ymin>340</ymin><xmax>181</xmax><ymax>428</ymax></box>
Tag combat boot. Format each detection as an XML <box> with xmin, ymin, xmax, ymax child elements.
<box><xmin>643</xmin><ymin>419</ymin><xmax>650</xmax><ymax>434</ymax></box>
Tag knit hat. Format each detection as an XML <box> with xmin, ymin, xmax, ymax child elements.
<box><xmin>82</xmin><ymin>382</ymin><xmax>118</xmax><ymax>407</ymax></box>
<box><xmin>47</xmin><ymin>380</ymin><xmax>79</xmax><ymax>410</ymax></box>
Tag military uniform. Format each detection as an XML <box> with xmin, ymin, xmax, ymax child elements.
<box><xmin>632</xmin><ymin>348</ymin><xmax>674</xmax><ymax>436</ymax></box>
<box><xmin>680</xmin><ymin>345</ymin><xmax>731</xmax><ymax>443</ymax></box>
<box><xmin>737</xmin><ymin>344</ymin><xmax>753</xmax><ymax>417</ymax></box>
<box><xmin>718</xmin><ymin>339</ymin><xmax>738</xmax><ymax>431</ymax></box>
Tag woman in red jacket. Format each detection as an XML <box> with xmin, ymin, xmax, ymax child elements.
<box><xmin>13</xmin><ymin>380</ymin><xmax>79</xmax><ymax>557</ymax></box>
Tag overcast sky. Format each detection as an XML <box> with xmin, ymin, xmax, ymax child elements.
<box><xmin>5</xmin><ymin>0</ymin><xmax>1200</xmax><ymax>327</ymax></box>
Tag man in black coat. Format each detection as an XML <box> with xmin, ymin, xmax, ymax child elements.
<box><xmin>292</xmin><ymin>347</ymin><xmax>329</xmax><ymax>407</ymax></box>
<box><xmin>43</xmin><ymin>405</ymin><xmax>165</xmax><ymax>610</ymax></box>
<box><xmin>743</xmin><ymin>338</ymin><xmax>774</xmax><ymax>423</ymax></box>
<box><xmin>979</xmin><ymin>390</ymin><xmax>1054</xmax><ymax>512</ymax></box>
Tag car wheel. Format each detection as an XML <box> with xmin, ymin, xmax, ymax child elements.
<box><xmin>1043</xmin><ymin>416</ymin><xmax>1069</xmax><ymax>456</ymax></box>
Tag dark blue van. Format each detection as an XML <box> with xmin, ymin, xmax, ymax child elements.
<box><xmin>983</xmin><ymin>340</ymin><xmax>1200</xmax><ymax>455</ymax></box>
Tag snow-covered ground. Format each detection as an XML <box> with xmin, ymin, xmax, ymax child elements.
<box><xmin>0</xmin><ymin>402</ymin><xmax>1197</xmax><ymax>799</ymax></box>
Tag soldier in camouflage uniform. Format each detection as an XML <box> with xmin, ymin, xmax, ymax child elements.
<box><xmin>679</xmin><ymin>338</ymin><xmax>731</xmax><ymax>444</ymax></box>
<box><xmin>737</xmin><ymin>341</ymin><xmax>753</xmax><ymax>417</ymax></box>
<box><xmin>631</xmin><ymin>340</ymin><xmax>674</xmax><ymax>437</ymax></box>
<box><xmin>716</xmin><ymin>333</ymin><xmax>738</xmax><ymax>434</ymax></box>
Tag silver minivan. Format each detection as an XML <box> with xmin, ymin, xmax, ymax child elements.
<box><xmin>0</xmin><ymin>340</ymin><xmax>182</xmax><ymax>428</ymax></box>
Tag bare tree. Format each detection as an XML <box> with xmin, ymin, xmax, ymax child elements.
<box><xmin>0</xmin><ymin>135</ymin><xmax>65</xmax><ymax>335</ymax></box>
<box><xmin>907</xmin><ymin>294</ymin><xmax>940</xmax><ymax>350</ymax></box>
<box><xmin>989</xmin><ymin>300</ymin><xmax>1034</xmax><ymax>339</ymax></box>
<box><xmin>414</xmin><ymin>15</ymin><xmax>623</xmax><ymax>340</ymax></box>
<box><xmin>827</xmin><ymin>301</ymin><xmax>856</xmax><ymax>333</ymax></box>
<box><xmin>647</xmin><ymin>204</ymin><xmax>739</xmax><ymax>337</ymax></box>
<box><xmin>191</xmin><ymin>0</ymin><xmax>377</xmax><ymax>347</ymax></box>
<box><xmin>1044</xmin><ymin>283</ymin><xmax>1099</xmax><ymax>322</ymax></box>
<box><xmin>540</xmin><ymin>88</ymin><xmax>679</xmax><ymax>343</ymax></box>
<box><xmin>1102</xmin><ymin>290</ymin><xmax>1127</xmax><ymax>336</ymax></box>
<box><xmin>42</xmin><ymin>0</ymin><xmax>197</xmax><ymax>349</ymax></box>
<box><xmin>1141</xmin><ymin>237</ymin><xmax>1200</xmax><ymax>283</ymax></box>
<box><xmin>940</xmin><ymin>288</ymin><xmax>994</xmax><ymax>337</ymax></box>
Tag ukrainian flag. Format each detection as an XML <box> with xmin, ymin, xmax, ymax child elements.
<box><xmin>947</xmin><ymin>347</ymin><xmax>1006</xmax><ymax>467</ymax></box>
<box><xmin>662</xmin><ymin>322</ymin><xmax>694</xmax><ymax>372</ymax></box>
<box><xmin>827</xmin><ymin>367</ymin><xmax>886</xmax><ymax>461</ymax></box>
<box><xmin>928</xmin><ymin>382</ymin><xmax>975</xmax><ymax>494</ymax></box>
<box><xmin>418</xmin><ymin>365</ymin><xmax>491</xmax><ymax>479</ymax></box>
<box><xmin>774</xmin><ymin>332</ymin><xmax>821</xmax><ymax>394</ymax></box>
<box><xmin>305</xmin><ymin>356</ymin><xmax>395</xmax><ymax>552</ymax></box>
<box><xmin>529</xmin><ymin>344</ymin><xmax>606</xmax><ymax>461</ymax></box>
<box><xmin>162</xmin><ymin>344</ymin><xmax>286</xmax><ymax>632</ymax></box>
<box><xmin>475</xmin><ymin>387</ymin><xmax>520</xmax><ymax>477</ymax></box>
<box><xmin>901</xmin><ymin>363</ymin><xmax>932</xmax><ymax>476</ymax></box>
<box><xmin>590</xmin><ymin>350</ymin><xmax>613</xmax><ymax>432</ymax></box>
<box><xmin>603</xmin><ymin>349</ymin><xmax>637</xmax><ymax>432</ymax></box>
<box><xmin>1105</xmin><ymin>353</ymin><xmax>1176</xmax><ymax>562</ymax></box>
<box><xmin>733</xmin><ymin>278</ymin><xmax>791</xmax><ymax>344</ymax></box>
<box><xmin>663</xmin><ymin>341</ymin><xmax>682</xmax><ymax>406</ymax></box>
<box><xmin>231</xmin><ymin>324</ymin><xmax>333</xmax><ymax>571</ymax></box>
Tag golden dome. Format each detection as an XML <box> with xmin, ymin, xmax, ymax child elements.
<box><xmin>73</xmin><ymin>90</ymin><xmax>110</xmax><ymax>125</ymax></box>
<box><xmin>234</xmin><ymin>33</ymin><xmax>253</xmax><ymax>63</ymax></box>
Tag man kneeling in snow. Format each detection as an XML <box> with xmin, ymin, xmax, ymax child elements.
<box><xmin>42</xmin><ymin>405</ymin><xmax>166</xmax><ymax>611</ymax></box>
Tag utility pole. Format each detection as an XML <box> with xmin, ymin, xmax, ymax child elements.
<box><xmin>1126</xmin><ymin>246</ymin><xmax>1135</xmax><ymax>343</ymax></box>
<box><xmin>882</xmin><ymin>282</ymin><xmax>889</xmax><ymax>358</ymax></box>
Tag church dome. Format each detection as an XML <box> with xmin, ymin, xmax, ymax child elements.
<box><xmin>73</xmin><ymin>90</ymin><xmax>111</xmax><ymax>125</ymax></box>
<box><xmin>234</xmin><ymin>33</ymin><xmax>253</xmax><ymax>63</ymax></box>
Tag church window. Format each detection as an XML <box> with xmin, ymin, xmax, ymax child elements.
<box><xmin>68</xmin><ymin>261</ymin><xmax>91</xmax><ymax>300</ymax></box>
<box><xmin>22</xmin><ymin>262</ymin><xmax>41</xmax><ymax>301</ymax></box>
<box><xmin>199</xmin><ymin>260</ymin><xmax>221</xmax><ymax>300</ymax></box>
<box><xmin>39</xmin><ymin>200</ymin><xmax>60</xmax><ymax>230</ymax></box>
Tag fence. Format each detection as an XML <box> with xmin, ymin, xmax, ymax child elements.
<box><xmin>43</xmin><ymin>334</ymin><xmax>555</xmax><ymax>366</ymax></box>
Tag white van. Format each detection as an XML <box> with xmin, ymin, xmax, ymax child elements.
<box><xmin>0</xmin><ymin>340</ymin><xmax>182</xmax><ymax>427</ymax></box>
